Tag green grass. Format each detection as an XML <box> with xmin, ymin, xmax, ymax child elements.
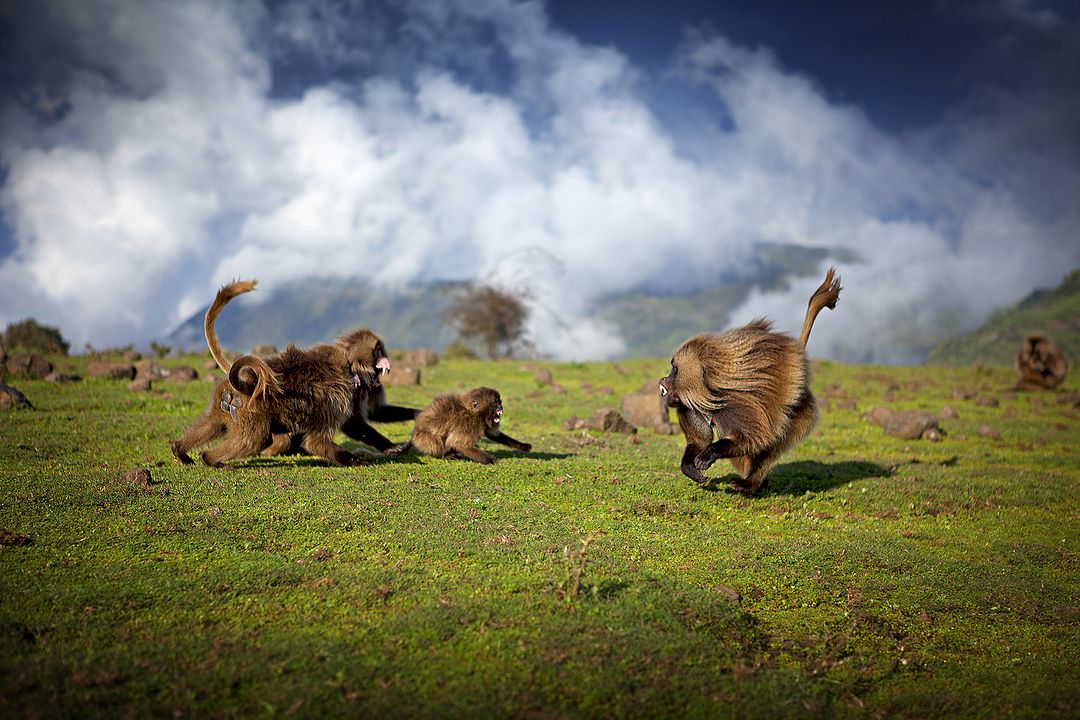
<box><xmin>1</xmin><ymin>354</ymin><xmax>1078</xmax><ymax>718</ymax></box>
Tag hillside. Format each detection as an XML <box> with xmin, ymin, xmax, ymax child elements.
<box><xmin>926</xmin><ymin>268</ymin><xmax>1080</xmax><ymax>367</ymax></box>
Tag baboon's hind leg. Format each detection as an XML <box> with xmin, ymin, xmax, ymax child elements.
<box><xmin>200</xmin><ymin>431</ymin><xmax>272</xmax><ymax>468</ymax></box>
<box><xmin>171</xmin><ymin>414</ymin><xmax>227</xmax><ymax>464</ymax></box>
<box><xmin>301</xmin><ymin>432</ymin><xmax>367</xmax><ymax>466</ymax></box>
<box><xmin>736</xmin><ymin>392</ymin><xmax>818</xmax><ymax>494</ymax></box>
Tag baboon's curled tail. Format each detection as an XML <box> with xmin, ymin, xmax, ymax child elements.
<box><xmin>205</xmin><ymin>280</ymin><xmax>258</xmax><ymax>374</ymax></box>
<box><xmin>799</xmin><ymin>267</ymin><xmax>842</xmax><ymax>347</ymax></box>
<box><xmin>228</xmin><ymin>355</ymin><xmax>281</xmax><ymax>401</ymax></box>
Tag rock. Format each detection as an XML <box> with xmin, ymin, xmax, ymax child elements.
<box><xmin>921</xmin><ymin>428</ymin><xmax>944</xmax><ymax>442</ymax></box>
<box><xmin>584</xmin><ymin>408</ymin><xmax>637</xmax><ymax>434</ymax></box>
<box><xmin>250</xmin><ymin>343</ymin><xmax>278</xmax><ymax>357</ymax></box>
<box><xmin>654</xmin><ymin>422</ymin><xmax>676</xmax><ymax>435</ymax></box>
<box><xmin>0</xmin><ymin>384</ymin><xmax>32</xmax><ymax>410</ymax></box>
<box><xmin>621</xmin><ymin>381</ymin><xmax>670</xmax><ymax>430</ymax></box>
<box><xmin>551</xmin><ymin>384</ymin><xmax>567</xmax><ymax>394</ymax></box>
<box><xmin>883</xmin><ymin>410</ymin><xmax>939</xmax><ymax>440</ymax></box>
<box><xmin>952</xmin><ymin>387</ymin><xmax>974</xmax><ymax>400</ymax></box>
<box><xmin>204</xmin><ymin>359</ymin><xmax>219</xmax><ymax>370</ymax></box>
<box><xmin>6</xmin><ymin>353</ymin><xmax>53</xmax><ymax>379</ymax></box>
<box><xmin>134</xmin><ymin>359</ymin><xmax>168</xmax><ymax>381</ymax></box>
<box><xmin>45</xmin><ymin>371</ymin><xmax>80</xmax><ymax>383</ymax></box>
<box><xmin>974</xmin><ymin>396</ymin><xmax>1000</xmax><ymax>407</ymax></box>
<box><xmin>404</xmin><ymin>348</ymin><xmax>439</xmax><ymax>367</ymax></box>
<box><xmin>87</xmin><ymin>361</ymin><xmax>135</xmax><ymax>380</ymax></box>
<box><xmin>534</xmin><ymin>367</ymin><xmax>554</xmax><ymax>385</ymax></box>
<box><xmin>128</xmin><ymin>377</ymin><xmax>152</xmax><ymax>392</ymax></box>
<box><xmin>0</xmin><ymin>528</ymin><xmax>31</xmax><ymax>547</ymax></box>
<box><xmin>383</xmin><ymin>366</ymin><xmax>420</xmax><ymax>387</ymax></box>
<box><xmin>123</xmin><ymin>467</ymin><xmax>154</xmax><ymax>491</ymax></box>
<box><xmin>977</xmin><ymin>424</ymin><xmax>1002</xmax><ymax>440</ymax></box>
<box><xmin>561</xmin><ymin>416</ymin><xmax>586</xmax><ymax>431</ymax></box>
<box><xmin>1056</xmin><ymin>391</ymin><xmax>1080</xmax><ymax>407</ymax></box>
<box><xmin>939</xmin><ymin>405</ymin><xmax>959</xmax><ymax>421</ymax></box>
<box><xmin>864</xmin><ymin>407</ymin><xmax>894</xmax><ymax>426</ymax></box>
<box><xmin>123</xmin><ymin>350</ymin><xmax>142</xmax><ymax>362</ymax></box>
<box><xmin>164</xmin><ymin>366</ymin><xmax>198</xmax><ymax>383</ymax></box>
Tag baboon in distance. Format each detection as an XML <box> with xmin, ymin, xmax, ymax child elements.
<box><xmin>1014</xmin><ymin>333</ymin><xmax>1068</xmax><ymax>391</ymax></box>
<box><xmin>170</xmin><ymin>280</ymin><xmax>392</xmax><ymax>467</ymax></box>
<box><xmin>408</xmin><ymin>387</ymin><xmax>531</xmax><ymax>464</ymax></box>
<box><xmin>659</xmin><ymin>267</ymin><xmax>842</xmax><ymax>493</ymax></box>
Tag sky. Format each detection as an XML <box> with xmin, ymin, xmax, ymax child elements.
<box><xmin>0</xmin><ymin>0</ymin><xmax>1077</xmax><ymax>362</ymax></box>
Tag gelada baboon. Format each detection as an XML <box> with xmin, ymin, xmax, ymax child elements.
<box><xmin>263</xmin><ymin>332</ymin><xmax>417</xmax><ymax>456</ymax></box>
<box><xmin>408</xmin><ymin>387</ymin><xmax>531</xmax><ymax>464</ymax></box>
<box><xmin>170</xmin><ymin>280</ymin><xmax>390</xmax><ymax>467</ymax></box>
<box><xmin>1014</xmin><ymin>333</ymin><xmax>1068</xmax><ymax>391</ymax></box>
<box><xmin>659</xmin><ymin>267</ymin><xmax>842</xmax><ymax>493</ymax></box>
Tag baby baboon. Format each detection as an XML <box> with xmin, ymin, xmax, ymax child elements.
<box><xmin>408</xmin><ymin>387</ymin><xmax>531</xmax><ymax>464</ymax></box>
<box><xmin>659</xmin><ymin>267</ymin><xmax>842</xmax><ymax>493</ymax></box>
<box><xmin>1015</xmin><ymin>333</ymin><xmax>1068</xmax><ymax>391</ymax></box>
<box><xmin>170</xmin><ymin>280</ymin><xmax>389</xmax><ymax>467</ymax></box>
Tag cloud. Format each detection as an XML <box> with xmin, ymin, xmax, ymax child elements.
<box><xmin>1</xmin><ymin>0</ymin><xmax>1077</xmax><ymax>362</ymax></box>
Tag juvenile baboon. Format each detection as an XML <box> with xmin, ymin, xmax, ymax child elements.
<box><xmin>170</xmin><ymin>280</ymin><xmax>389</xmax><ymax>467</ymax></box>
<box><xmin>408</xmin><ymin>387</ymin><xmax>531</xmax><ymax>464</ymax></box>
<box><xmin>659</xmin><ymin>268</ymin><xmax>842</xmax><ymax>493</ymax></box>
<box><xmin>1014</xmin><ymin>333</ymin><xmax>1068</xmax><ymax>391</ymax></box>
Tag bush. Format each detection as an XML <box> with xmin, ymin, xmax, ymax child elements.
<box><xmin>443</xmin><ymin>284</ymin><xmax>530</xmax><ymax>359</ymax></box>
<box><xmin>3</xmin><ymin>318</ymin><xmax>70</xmax><ymax>355</ymax></box>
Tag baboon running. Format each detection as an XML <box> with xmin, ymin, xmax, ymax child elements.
<box><xmin>170</xmin><ymin>280</ymin><xmax>391</xmax><ymax>467</ymax></box>
<box><xmin>659</xmin><ymin>268</ymin><xmax>842</xmax><ymax>493</ymax></box>
<box><xmin>408</xmin><ymin>387</ymin><xmax>531</xmax><ymax>464</ymax></box>
<box><xmin>1014</xmin><ymin>333</ymin><xmax>1068</xmax><ymax>391</ymax></box>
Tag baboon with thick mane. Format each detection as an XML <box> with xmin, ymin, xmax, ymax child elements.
<box><xmin>659</xmin><ymin>267</ymin><xmax>842</xmax><ymax>493</ymax></box>
<box><xmin>1014</xmin><ymin>333</ymin><xmax>1068</xmax><ymax>391</ymax></box>
<box><xmin>170</xmin><ymin>280</ymin><xmax>391</xmax><ymax>467</ymax></box>
<box><xmin>408</xmin><ymin>386</ymin><xmax>531</xmax><ymax>464</ymax></box>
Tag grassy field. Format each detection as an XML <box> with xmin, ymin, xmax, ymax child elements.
<box><xmin>1</xmin><ymin>353</ymin><xmax>1078</xmax><ymax>718</ymax></box>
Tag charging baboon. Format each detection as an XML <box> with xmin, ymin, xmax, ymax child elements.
<box><xmin>1014</xmin><ymin>333</ymin><xmax>1068</xmax><ymax>391</ymax></box>
<box><xmin>659</xmin><ymin>267</ymin><xmax>842</xmax><ymax>493</ymax></box>
<box><xmin>170</xmin><ymin>280</ymin><xmax>390</xmax><ymax>467</ymax></box>
<box><xmin>261</xmin><ymin>333</ymin><xmax>417</xmax><ymax>456</ymax></box>
<box><xmin>408</xmin><ymin>387</ymin><xmax>531</xmax><ymax>464</ymax></box>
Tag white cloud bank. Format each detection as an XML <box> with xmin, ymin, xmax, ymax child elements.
<box><xmin>1</xmin><ymin>0</ymin><xmax>1077</xmax><ymax>362</ymax></box>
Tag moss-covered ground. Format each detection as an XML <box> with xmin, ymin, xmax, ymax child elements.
<box><xmin>1</xmin><ymin>354</ymin><xmax>1077</xmax><ymax>718</ymax></box>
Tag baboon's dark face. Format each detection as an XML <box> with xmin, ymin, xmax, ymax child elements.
<box><xmin>467</xmin><ymin>387</ymin><xmax>503</xmax><ymax>426</ymax></box>
<box><xmin>339</xmin><ymin>329</ymin><xmax>392</xmax><ymax>389</ymax></box>
<box><xmin>659</xmin><ymin>357</ymin><xmax>682</xmax><ymax>407</ymax></box>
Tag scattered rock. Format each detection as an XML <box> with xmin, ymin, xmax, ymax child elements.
<box><xmin>551</xmin><ymin>384</ymin><xmax>567</xmax><ymax>394</ymax></box>
<box><xmin>204</xmin><ymin>359</ymin><xmax>219</xmax><ymax>370</ymax></box>
<box><xmin>939</xmin><ymin>405</ymin><xmax>959</xmax><ymax>421</ymax></box>
<box><xmin>1002</xmin><ymin>407</ymin><xmax>1018</xmax><ymax>418</ymax></box>
<box><xmin>864</xmin><ymin>407</ymin><xmax>894</xmax><ymax>426</ymax></box>
<box><xmin>123</xmin><ymin>467</ymin><xmax>154</xmax><ymax>491</ymax></box>
<box><xmin>128</xmin><ymin>377</ymin><xmax>152</xmax><ymax>392</ymax></box>
<box><xmin>404</xmin><ymin>348</ymin><xmax>439</xmax><ymax>367</ymax></box>
<box><xmin>714</xmin><ymin>584</ymin><xmax>741</xmax><ymax>603</ymax></box>
<box><xmin>1056</xmin><ymin>391</ymin><xmax>1080</xmax><ymax>407</ymax></box>
<box><xmin>87</xmin><ymin>361</ymin><xmax>135</xmax><ymax>380</ymax></box>
<box><xmin>837</xmin><ymin>399</ymin><xmax>858</xmax><ymax>411</ymax></box>
<box><xmin>134</xmin><ymin>359</ymin><xmax>168</xmax><ymax>381</ymax></box>
<box><xmin>621</xmin><ymin>381</ymin><xmax>670</xmax><ymax>430</ymax></box>
<box><xmin>597</xmin><ymin>386</ymin><xmax>615</xmax><ymax>395</ymax></box>
<box><xmin>973</xmin><ymin>396</ymin><xmax>1000</xmax><ymax>407</ymax></box>
<box><xmin>976</xmin><ymin>424</ymin><xmax>1002</xmax><ymax>440</ymax></box>
<box><xmin>164</xmin><ymin>366</ymin><xmax>198</xmax><ymax>383</ymax></box>
<box><xmin>653</xmin><ymin>422</ymin><xmax>676</xmax><ymax>435</ymax></box>
<box><xmin>123</xmin><ymin>349</ymin><xmax>142</xmax><ymax>362</ymax></box>
<box><xmin>6</xmin><ymin>353</ymin><xmax>53</xmax><ymax>379</ymax></box>
<box><xmin>45</xmin><ymin>371</ymin><xmax>81</xmax><ymax>384</ymax></box>
<box><xmin>0</xmin><ymin>384</ymin><xmax>32</xmax><ymax>411</ymax></box>
<box><xmin>952</xmin><ymin>387</ymin><xmax>975</xmax><ymax>400</ymax></box>
<box><xmin>584</xmin><ymin>408</ymin><xmax>637</xmax><ymax>434</ymax></box>
<box><xmin>250</xmin><ymin>344</ymin><xmax>278</xmax><ymax>357</ymax></box>
<box><xmin>383</xmin><ymin>366</ymin><xmax>420</xmax><ymax>387</ymax></box>
<box><xmin>579</xmin><ymin>382</ymin><xmax>593</xmax><ymax>393</ymax></box>
<box><xmin>562</xmin><ymin>416</ymin><xmax>586</xmax><ymax>431</ymax></box>
<box><xmin>0</xmin><ymin>528</ymin><xmax>31</xmax><ymax>547</ymax></box>
<box><xmin>534</xmin><ymin>367</ymin><xmax>554</xmax><ymax>385</ymax></box>
<box><xmin>883</xmin><ymin>410</ymin><xmax>939</xmax><ymax>440</ymax></box>
<box><xmin>921</xmin><ymin>428</ymin><xmax>944</xmax><ymax>442</ymax></box>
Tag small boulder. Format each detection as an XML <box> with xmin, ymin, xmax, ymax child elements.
<box><xmin>164</xmin><ymin>366</ymin><xmax>198</xmax><ymax>383</ymax></box>
<box><xmin>534</xmin><ymin>367</ymin><xmax>554</xmax><ymax>386</ymax></box>
<box><xmin>250</xmin><ymin>344</ymin><xmax>278</xmax><ymax>357</ymax></box>
<box><xmin>134</xmin><ymin>359</ymin><xmax>169</xmax><ymax>381</ymax></box>
<box><xmin>939</xmin><ymin>405</ymin><xmax>959</xmax><ymax>421</ymax></box>
<box><xmin>864</xmin><ymin>407</ymin><xmax>894</xmax><ymax>427</ymax></box>
<box><xmin>0</xmin><ymin>384</ymin><xmax>32</xmax><ymax>411</ymax></box>
<box><xmin>883</xmin><ymin>410</ymin><xmax>939</xmax><ymax>440</ymax></box>
<box><xmin>584</xmin><ymin>408</ymin><xmax>637</xmax><ymax>434</ymax></box>
<box><xmin>383</xmin><ymin>366</ymin><xmax>420</xmax><ymax>387</ymax></box>
<box><xmin>128</xmin><ymin>377</ymin><xmax>152</xmax><ymax>392</ymax></box>
<box><xmin>45</xmin><ymin>371</ymin><xmax>80</xmax><ymax>384</ymax></box>
<box><xmin>621</xmin><ymin>381</ymin><xmax>670</xmax><ymax>430</ymax></box>
<box><xmin>404</xmin><ymin>348</ymin><xmax>439</xmax><ymax>367</ymax></box>
<box><xmin>6</xmin><ymin>353</ymin><xmax>53</xmax><ymax>379</ymax></box>
<box><xmin>87</xmin><ymin>361</ymin><xmax>135</xmax><ymax>380</ymax></box>
<box><xmin>974</xmin><ymin>396</ymin><xmax>1000</xmax><ymax>408</ymax></box>
<box><xmin>976</xmin><ymin>424</ymin><xmax>1002</xmax><ymax>440</ymax></box>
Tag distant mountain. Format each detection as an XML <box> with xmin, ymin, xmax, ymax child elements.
<box><xmin>166</xmin><ymin>278</ymin><xmax>462</xmax><ymax>353</ymax></box>
<box><xmin>165</xmin><ymin>243</ymin><xmax>854</xmax><ymax>358</ymax></box>
<box><xmin>926</xmin><ymin>268</ymin><xmax>1080</xmax><ymax>367</ymax></box>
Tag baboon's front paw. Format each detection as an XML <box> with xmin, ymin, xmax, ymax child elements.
<box><xmin>383</xmin><ymin>443</ymin><xmax>409</xmax><ymax>456</ymax></box>
<box><xmin>520</xmin><ymin>443</ymin><xmax>532</xmax><ymax>453</ymax></box>
<box><xmin>693</xmin><ymin>449</ymin><xmax>717</xmax><ymax>472</ymax></box>
<box><xmin>170</xmin><ymin>441</ymin><xmax>193</xmax><ymax>465</ymax></box>
<box><xmin>681</xmin><ymin>462</ymin><xmax>707</xmax><ymax>483</ymax></box>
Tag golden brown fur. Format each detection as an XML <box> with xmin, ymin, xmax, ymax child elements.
<box><xmin>1014</xmin><ymin>333</ymin><xmax>1067</xmax><ymax>391</ymax></box>
<box><xmin>170</xmin><ymin>280</ymin><xmax>389</xmax><ymax>467</ymax></box>
<box><xmin>409</xmin><ymin>387</ymin><xmax>531</xmax><ymax>464</ymax></box>
<box><xmin>659</xmin><ymin>267</ymin><xmax>841</xmax><ymax>493</ymax></box>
